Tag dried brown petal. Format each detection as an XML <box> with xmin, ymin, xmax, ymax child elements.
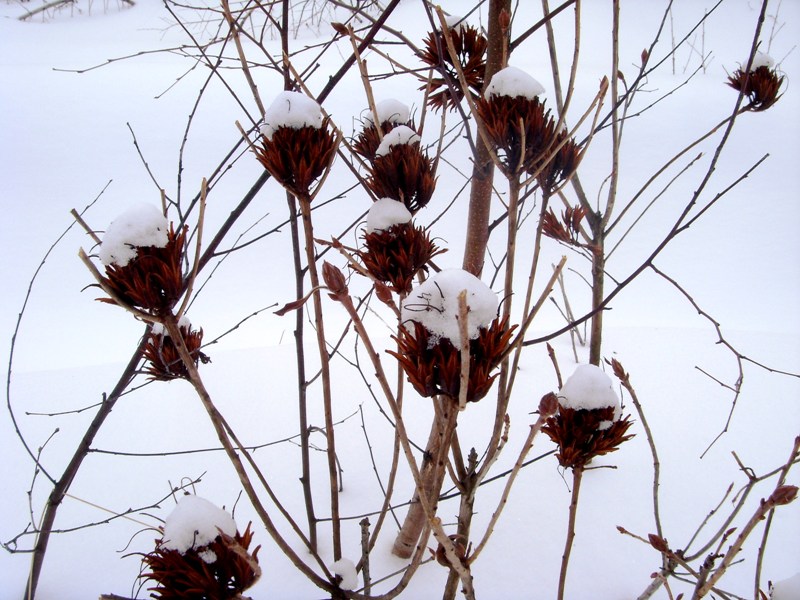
<box><xmin>726</xmin><ymin>66</ymin><xmax>784</xmax><ymax>111</ymax></box>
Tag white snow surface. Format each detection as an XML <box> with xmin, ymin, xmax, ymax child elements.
<box><xmin>750</xmin><ymin>50</ymin><xmax>775</xmax><ymax>70</ymax></box>
<box><xmin>484</xmin><ymin>66</ymin><xmax>545</xmax><ymax>100</ymax></box>
<box><xmin>98</xmin><ymin>203</ymin><xmax>168</xmax><ymax>267</ymax></box>
<box><xmin>401</xmin><ymin>269</ymin><xmax>498</xmax><ymax>344</ymax></box>
<box><xmin>260</xmin><ymin>91</ymin><xmax>323</xmax><ymax>140</ymax></box>
<box><xmin>331</xmin><ymin>558</ymin><xmax>358</xmax><ymax>590</ymax></box>
<box><xmin>364</xmin><ymin>99</ymin><xmax>410</xmax><ymax>127</ymax></box>
<box><xmin>558</xmin><ymin>364</ymin><xmax>620</xmax><ymax>412</ymax></box>
<box><xmin>161</xmin><ymin>495</ymin><xmax>237</xmax><ymax>555</ymax></box>
<box><xmin>772</xmin><ymin>573</ymin><xmax>800</xmax><ymax>600</ymax></box>
<box><xmin>150</xmin><ymin>315</ymin><xmax>192</xmax><ymax>336</ymax></box>
<box><xmin>444</xmin><ymin>14</ymin><xmax>467</xmax><ymax>31</ymax></box>
<box><xmin>366</xmin><ymin>198</ymin><xmax>412</xmax><ymax>233</ymax></box>
<box><xmin>375</xmin><ymin>125</ymin><xmax>420</xmax><ymax>157</ymax></box>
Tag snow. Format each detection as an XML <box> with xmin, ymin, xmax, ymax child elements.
<box><xmin>374</xmin><ymin>125</ymin><xmax>421</xmax><ymax>157</ymax></box>
<box><xmin>483</xmin><ymin>66</ymin><xmax>545</xmax><ymax>100</ymax></box>
<box><xmin>364</xmin><ymin>99</ymin><xmax>410</xmax><ymax>127</ymax></box>
<box><xmin>444</xmin><ymin>14</ymin><xmax>467</xmax><ymax>31</ymax></box>
<box><xmin>150</xmin><ymin>315</ymin><xmax>192</xmax><ymax>336</ymax></box>
<box><xmin>260</xmin><ymin>91</ymin><xmax>323</xmax><ymax>140</ymax></box>
<box><xmin>97</xmin><ymin>203</ymin><xmax>168</xmax><ymax>267</ymax></box>
<box><xmin>558</xmin><ymin>364</ymin><xmax>620</xmax><ymax>412</ymax></box>
<box><xmin>750</xmin><ymin>50</ymin><xmax>775</xmax><ymax>70</ymax></box>
<box><xmin>331</xmin><ymin>557</ymin><xmax>358</xmax><ymax>590</ymax></box>
<box><xmin>366</xmin><ymin>198</ymin><xmax>412</xmax><ymax>233</ymax></box>
<box><xmin>160</xmin><ymin>495</ymin><xmax>237</xmax><ymax>556</ymax></box>
<box><xmin>772</xmin><ymin>573</ymin><xmax>800</xmax><ymax>600</ymax></box>
<box><xmin>401</xmin><ymin>268</ymin><xmax>498</xmax><ymax>344</ymax></box>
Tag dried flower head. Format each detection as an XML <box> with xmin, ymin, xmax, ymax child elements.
<box><xmin>477</xmin><ymin>93</ymin><xmax>557</xmax><ymax>176</ymax></box>
<box><xmin>141</xmin><ymin>522</ymin><xmax>261</xmax><ymax>600</ymax></box>
<box><xmin>353</xmin><ymin>100</ymin><xmax>415</xmax><ymax>162</ymax></box>
<box><xmin>255</xmin><ymin>115</ymin><xmax>337</xmax><ymax>199</ymax></box>
<box><xmin>143</xmin><ymin>320</ymin><xmax>210</xmax><ymax>381</ymax></box>
<box><xmin>390</xmin><ymin>316</ymin><xmax>514</xmax><ymax>404</ymax></box>
<box><xmin>359</xmin><ymin>222</ymin><xmax>444</xmax><ymax>294</ymax></box>
<box><xmin>543</xmin><ymin>404</ymin><xmax>634</xmax><ymax>470</ymax></box>
<box><xmin>542</xmin><ymin>205</ymin><xmax>588</xmax><ymax>246</ymax></box>
<box><xmin>366</xmin><ymin>142</ymin><xmax>437</xmax><ymax>213</ymax></box>
<box><xmin>727</xmin><ymin>53</ymin><xmax>784</xmax><ymax>111</ymax></box>
<box><xmin>419</xmin><ymin>22</ymin><xmax>487</xmax><ymax>111</ymax></box>
<box><xmin>100</xmin><ymin>223</ymin><xmax>186</xmax><ymax>316</ymax></box>
<box><xmin>531</xmin><ymin>129</ymin><xmax>581</xmax><ymax>194</ymax></box>
<box><xmin>432</xmin><ymin>534</ymin><xmax>469</xmax><ymax>569</ymax></box>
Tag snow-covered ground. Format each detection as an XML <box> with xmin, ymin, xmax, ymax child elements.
<box><xmin>1</xmin><ymin>0</ymin><xmax>798</xmax><ymax>598</ymax></box>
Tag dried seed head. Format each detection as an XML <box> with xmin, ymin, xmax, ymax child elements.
<box><xmin>389</xmin><ymin>316</ymin><xmax>515</xmax><ymax>404</ymax></box>
<box><xmin>726</xmin><ymin>55</ymin><xmax>785</xmax><ymax>111</ymax></box>
<box><xmin>365</xmin><ymin>141</ymin><xmax>437</xmax><ymax>213</ymax></box>
<box><xmin>255</xmin><ymin>115</ymin><xmax>337</xmax><ymax>199</ymax></box>
<box><xmin>143</xmin><ymin>320</ymin><xmax>210</xmax><ymax>381</ymax></box>
<box><xmin>100</xmin><ymin>223</ymin><xmax>187</xmax><ymax>316</ymax></box>
<box><xmin>419</xmin><ymin>23</ymin><xmax>487</xmax><ymax>111</ymax></box>
<box><xmin>359</xmin><ymin>222</ymin><xmax>443</xmax><ymax>294</ymax></box>
<box><xmin>141</xmin><ymin>521</ymin><xmax>261</xmax><ymax>600</ymax></box>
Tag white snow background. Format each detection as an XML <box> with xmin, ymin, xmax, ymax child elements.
<box><xmin>1</xmin><ymin>0</ymin><xmax>799</xmax><ymax>598</ymax></box>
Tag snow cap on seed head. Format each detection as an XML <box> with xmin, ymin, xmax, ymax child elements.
<box><xmin>375</xmin><ymin>125</ymin><xmax>421</xmax><ymax>157</ymax></box>
<box><xmin>559</xmin><ymin>364</ymin><xmax>621</xmax><ymax>428</ymax></box>
<box><xmin>366</xmin><ymin>198</ymin><xmax>412</xmax><ymax>233</ymax></box>
<box><xmin>365</xmin><ymin>99</ymin><xmax>410</xmax><ymax>127</ymax></box>
<box><xmin>484</xmin><ymin>66</ymin><xmax>545</xmax><ymax>100</ymax></box>
<box><xmin>401</xmin><ymin>269</ymin><xmax>498</xmax><ymax>344</ymax></box>
<box><xmin>98</xmin><ymin>203</ymin><xmax>169</xmax><ymax>267</ymax></box>
<box><xmin>260</xmin><ymin>91</ymin><xmax>323</xmax><ymax>140</ymax></box>
<box><xmin>161</xmin><ymin>495</ymin><xmax>237</xmax><ymax>555</ymax></box>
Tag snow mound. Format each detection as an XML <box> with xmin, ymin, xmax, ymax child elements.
<box><xmin>260</xmin><ymin>91</ymin><xmax>323</xmax><ymax>140</ymax></box>
<box><xmin>772</xmin><ymin>572</ymin><xmax>800</xmax><ymax>600</ymax></box>
<box><xmin>375</xmin><ymin>125</ymin><xmax>420</xmax><ymax>157</ymax></box>
<box><xmin>365</xmin><ymin>99</ymin><xmax>410</xmax><ymax>127</ymax></box>
<box><xmin>98</xmin><ymin>203</ymin><xmax>169</xmax><ymax>267</ymax></box>
<box><xmin>559</xmin><ymin>364</ymin><xmax>620</xmax><ymax>414</ymax></box>
<box><xmin>750</xmin><ymin>50</ymin><xmax>775</xmax><ymax>70</ymax></box>
<box><xmin>151</xmin><ymin>315</ymin><xmax>192</xmax><ymax>336</ymax></box>
<box><xmin>401</xmin><ymin>269</ymin><xmax>498</xmax><ymax>344</ymax></box>
<box><xmin>161</xmin><ymin>495</ymin><xmax>237</xmax><ymax>556</ymax></box>
<box><xmin>484</xmin><ymin>66</ymin><xmax>545</xmax><ymax>100</ymax></box>
<box><xmin>366</xmin><ymin>198</ymin><xmax>412</xmax><ymax>233</ymax></box>
<box><xmin>331</xmin><ymin>558</ymin><xmax>358</xmax><ymax>590</ymax></box>
<box><xmin>444</xmin><ymin>14</ymin><xmax>467</xmax><ymax>31</ymax></box>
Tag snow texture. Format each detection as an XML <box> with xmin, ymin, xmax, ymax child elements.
<box><xmin>401</xmin><ymin>269</ymin><xmax>498</xmax><ymax>344</ymax></box>
<box><xmin>375</xmin><ymin>125</ymin><xmax>420</xmax><ymax>157</ymax></box>
<box><xmin>98</xmin><ymin>203</ymin><xmax>168</xmax><ymax>267</ymax></box>
<box><xmin>750</xmin><ymin>50</ymin><xmax>775</xmax><ymax>70</ymax></box>
<box><xmin>331</xmin><ymin>558</ymin><xmax>358</xmax><ymax>590</ymax></box>
<box><xmin>364</xmin><ymin>99</ymin><xmax>410</xmax><ymax>127</ymax></box>
<box><xmin>151</xmin><ymin>315</ymin><xmax>192</xmax><ymax>337</ymax></box>
<box><xmin>161</xmin><ymin>495</ymin><xmax>237</xmax><ymax>556</ymax></box>
<box><xmin>366</xmin><ymin>198</ymin><xmax>412</xmax><ymax>233</ymax></box>
<box><xmin>558</xmin><ymin>364</ymin><xmax>620</xmax><ymax>413</ymax></box>
<box><xmin>772</xmin><ymin>573</ymin><xmax>800</xmax><ymax>600</ymax></box>
<box><xmin>484</xmin><ymin>66</ymin><xmax>545</xmax><ymax>100</ymax></box>
<box><xmin>444</xmin><ymin>14</ymin><xmax>467</xmax><ymax>31</ymax></box>
<box><xmin>260</xmin><ymin>91</ymin><xmax>322</xmax><ymax>140</ymax></box>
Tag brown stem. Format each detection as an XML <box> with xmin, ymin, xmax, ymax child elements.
<box><xmin>298</xmin><ymin>197</ymin><xmax>341</xmax><ymax>560</ymax></box>
<box><xmin>588</xmin><ymin>236</ymin><xmax>605</xmax><ymax>366</ymax></box>
<box><xmin>557</xmin><ymin>466</ymin><xmax>584</xmax><ymax>600</ymax></box>
<box><xmin>461</xmin><ymin>0</ymin><xmax>511</xmax><ymax>276</ymax></box>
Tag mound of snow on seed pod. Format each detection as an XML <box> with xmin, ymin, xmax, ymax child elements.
<box><xmin>484</xmin><ymin>65</ymin><xmax>545</xmax><ymax>100</ymax></box>
<box><xmin>364</xmin><ymin>99</ymin><xmax>410</xmax><ymax>127</ymax></box>
<box><xmin>366</xmin><ymin>198</ymin><xmax>412</xmax><ymax>233</ymax></box>
<box><xmin>444</xmin><ymin>14</ymin><xmax>468</xmax><ymax>31</ymax></box>
<box><xmin>151</xmin><ymin>315</ymin><xmax>192</xmax><ymax>336</ymax></box>
<box><xmin>749</xmin><ymin>50</ymin><xmax>775</xmax><ymax>70</ymax></box>
<box><xmin>260</xmin><ymin>91</ymin><xmax>322</xmax><ymax>140</ymax></box>
<box><xmin>98</xmin><ymin>203</ymin><xmax>168</xmax><ymax>267</ymax></box>
<box><xmin>331</xmin><ymin>558</ymin><xmax>358</xmax><ymax>590</ymax></box>
<box><xmin>161</xmin><ymin>495</ymin><xmax>237</xmax><ymax>558</ymax></box>
<box><xmin>401</xmin><ymin>269</ymin><xmax>498</xmax><ymax>344</ymax></box>
<box><xmin>375</xmin><ymin>125</ymin><xmax>420</xmax><ymax>157</ymax></box>
<box><xmin>558</xmin><ymin>364</ymin><xmax>621</xmax><ymax>429</ymax></box>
